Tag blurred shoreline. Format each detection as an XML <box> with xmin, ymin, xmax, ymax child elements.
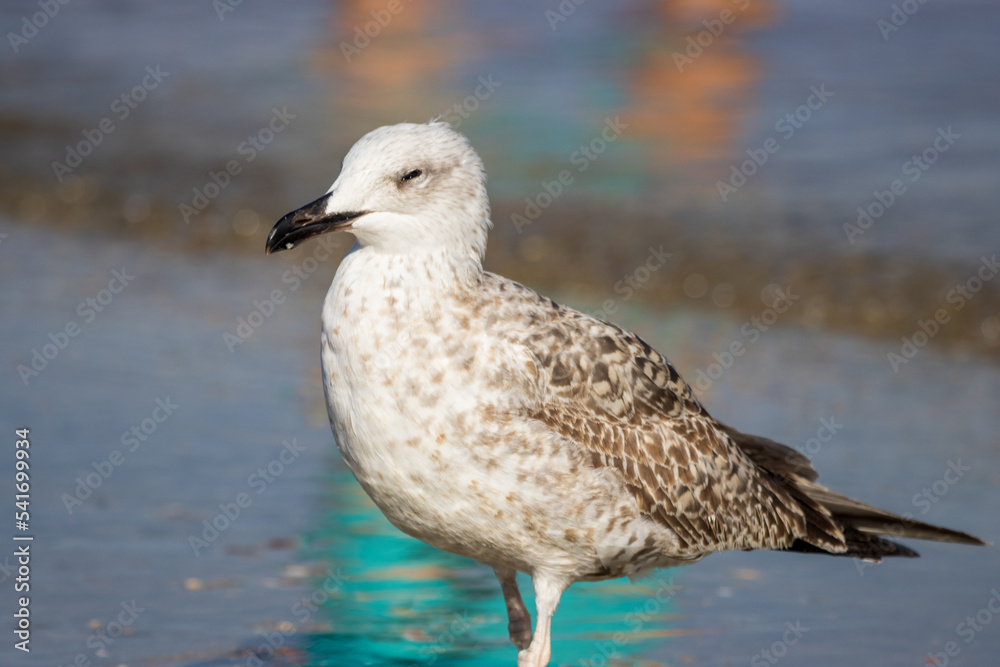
<box><xmin>4</xmin><ymin>193</ymin><xmax>999</xmax><ymax>363</ymax></box>
<box><xmin>3</xmin><ymin>0</ymin><xmax>997</xmax><ymax>361</ymax></box>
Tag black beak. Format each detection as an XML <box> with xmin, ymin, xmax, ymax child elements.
<box><xmin>265</xmin><ymin>193</ymin><xmax>367</xmax><ymax>254</ymax></box>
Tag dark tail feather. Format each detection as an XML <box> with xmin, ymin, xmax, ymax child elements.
<box><xmin>797</xmin><ymin>479</ymin><xmax>987</xmax><ymax>546</ymax></box>
<box><xmin>724</xmin><ymin>424</ymin><xmax>988</xmax><ymax>560</ymax></box>
<box><xmin>773</xmin><ymin>479</ymin><xmax>922</xmax><ymax>561</ymax></box>
<box><xmin>788</xmin><ymin>479</ymin><xmax>987</xmax><ymax>561</ymax></box>
<box><xmin>783</xmin><ymin>528</ymin><xmax>919</xmax><ymax>562</ymax></box>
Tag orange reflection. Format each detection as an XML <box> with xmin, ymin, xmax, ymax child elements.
<box><xmin>310</xmin><ymin>0</ymin><xmax>472</xmax><ymax>128</ymax></box>
<box><xmin>623</xmin><ymin>0</ymin><xmax>775</xmax><ymax>185</ymax></box>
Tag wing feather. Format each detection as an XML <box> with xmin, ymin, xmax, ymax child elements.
<box><xmin>520</xmin><ymin>308</ymin><xmax>846</xmax><ymax>557</ymax></box>
<box><xmin>486</xmin><ymin>274</ymin><xmax>980</xmax><ymax>560</ymax></box>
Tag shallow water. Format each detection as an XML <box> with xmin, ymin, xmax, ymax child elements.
<box><xmin>1</xmin><ymin>1</ymin><xmax>999</xmax><ymax>665</ymax></box>
<box><xmin>0</xmin><ymin>218</ymin><xmax>997</xmax><ymax>667</ymax></box>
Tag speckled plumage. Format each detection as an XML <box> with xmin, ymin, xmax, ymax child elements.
<box><xmin>266</xmin><ymin>121</ymin><xmax>985</xmax><ymax>667</ymax></box>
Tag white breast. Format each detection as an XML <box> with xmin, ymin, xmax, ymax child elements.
<box><xmin>321</xmin><ymin>248</ymin><xmax>519</xmax><ymax>551</ymax></box>
<box><xmin>318</xmin><ymin>246</ymin><xmax>682</xmax><ymax>577</ymax></box>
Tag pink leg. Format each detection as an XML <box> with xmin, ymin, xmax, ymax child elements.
<box><xmin>517</xmin><ymin>573</ymin><xmax>567</xmax><ymax>667</ymax></box>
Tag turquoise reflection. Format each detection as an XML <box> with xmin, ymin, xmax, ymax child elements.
<box><xmin>298</xmin><ymin>468</ymin><xmax>681</xmax><ymax>666</ymax></box>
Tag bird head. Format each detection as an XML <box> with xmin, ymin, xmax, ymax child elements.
<box><xmin>266</xmin><ymin>121</ymin><xmax>492</xmax><ymax>266</ymax></box>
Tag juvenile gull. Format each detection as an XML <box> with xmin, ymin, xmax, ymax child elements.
<box><xmin>265</xmin><ymin>121</ymin><xmax>985</xmax><ymax>666</ymax></box>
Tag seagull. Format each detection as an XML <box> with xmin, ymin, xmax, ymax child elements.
<box><xmin>266</xmin><ymin>121</ymin><xmax>985</xmax><ymax>666</ymax></box>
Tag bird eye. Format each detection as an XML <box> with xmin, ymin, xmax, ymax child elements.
<box><xmin>400</xmin><ymin>169</ymin><xmax>423</xmax><ymax>183</ymax></box>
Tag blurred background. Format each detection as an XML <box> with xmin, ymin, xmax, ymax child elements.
<box><xmin>1</xmin><ymin>0</ymin><xmax>998</xmax><ymax>665</ymax></box>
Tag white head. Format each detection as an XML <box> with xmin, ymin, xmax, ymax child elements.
<box><xmin>266</xmin><ymin>121</ymin><xmax>492</xmax><ymax>268</ymax></box>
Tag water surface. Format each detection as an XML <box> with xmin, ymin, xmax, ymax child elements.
<box><xmin>0</xmin><ymin>219</ymin><xmax>996</xmax><ymax>666</ymax></box>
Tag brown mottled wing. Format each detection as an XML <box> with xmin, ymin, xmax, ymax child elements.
<box><xmin>524</xmin><ymin>311</ymin><xmax>846</xmax><ymax>557</ymax></box>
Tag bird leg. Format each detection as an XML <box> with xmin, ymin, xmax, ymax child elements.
<box><xmin>517</xmin><ymin>573</ymin><xmax>566</xmax><ymax>667</ymax></box>
<box><xmin>493</xmin><ymin>566</ymin><xmax>533</xmax><ymax>650</ymax></box>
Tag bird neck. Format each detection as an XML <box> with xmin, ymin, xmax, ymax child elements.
<box><xmin>335</xmin><ymin>241</ymin><xmax>485</xmax><ymax>300</ymax></box>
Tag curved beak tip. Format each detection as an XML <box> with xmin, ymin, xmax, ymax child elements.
<box><xmin>264</xmin><ymin>231</ymin><xmax>291</xmax><ymax>255</ymax></box>
<box><xmin>264</xmin><ymin>193</ymin><xmax>365</xmax><ymax>257</ymax></box>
